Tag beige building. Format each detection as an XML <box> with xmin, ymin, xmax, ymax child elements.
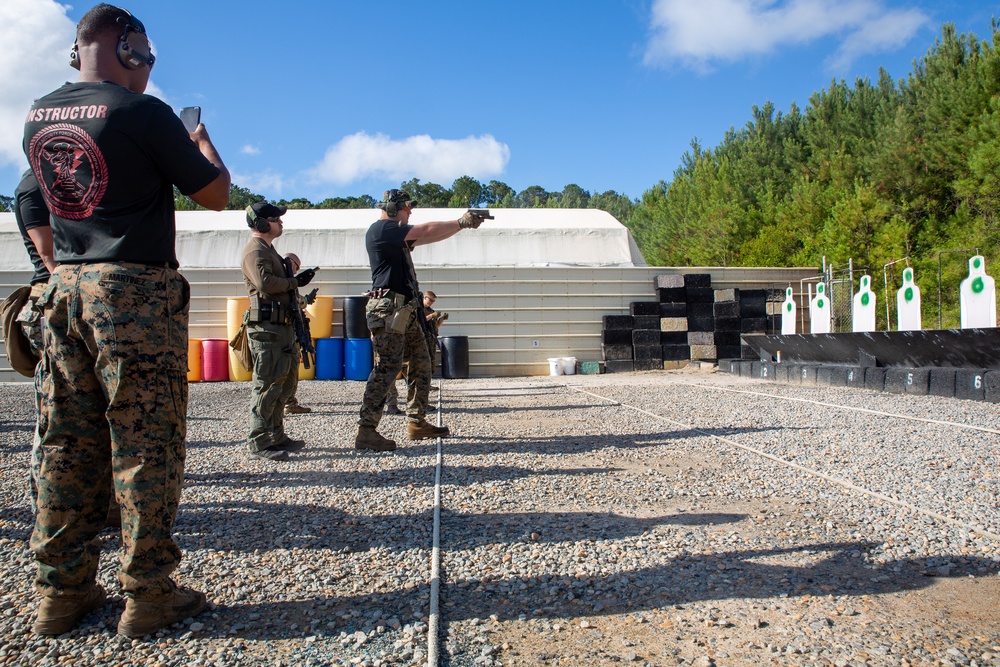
<box><xmin>0</xmin><ymin>208</ymin><xmax>815</xmax><ymax>380</ymax></box>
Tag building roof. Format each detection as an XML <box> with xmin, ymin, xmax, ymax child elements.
<box><xmin>0</xmin><ymin>208</ymin><xmax>646</xmax><ymax>269</ymax></box>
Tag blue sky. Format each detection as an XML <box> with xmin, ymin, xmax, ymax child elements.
<box><xmin>0</xmin><ymin>0</ymin><xmax>996</xmax><ymax>204</ymax></box>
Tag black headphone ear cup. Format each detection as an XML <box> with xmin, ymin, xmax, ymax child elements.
<box><xmin>255</xmin><ymin>218</ymin><xmax>270</xmax><ymax>233</ymax></box>
<box><xmin>117</xmin><ymin>35</ymin><xmax>136</xmax><ymax>70</ymax></box>
<box><xmin>386</xmin><ymin>203</ymin><xmax>397</xmax><ymax>217</ymax></box>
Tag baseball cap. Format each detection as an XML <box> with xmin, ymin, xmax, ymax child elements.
<box><xmin>249</xmin><ymin>202</ymin><xmax>287</xmax><ymax>219</ymax></box>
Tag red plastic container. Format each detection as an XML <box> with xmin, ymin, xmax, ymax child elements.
<box><xmin>201</xmin><ymin>339</ymin><xmax>230</xmax><ymax>382</ymax></box>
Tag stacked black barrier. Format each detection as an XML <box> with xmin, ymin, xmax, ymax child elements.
<box><xmin>602</xmin><ymin>314</ymin><xmax>634</xmax><ymax>373</ymax></box>
<box><xmin>599</xmin><ymin>274</ymin><xmax>790</xmax><ymax>371</ymax></box>
<box><xmin>738</xmin><ymin>289</ymin><xmax>768</xmax><ymax>360</ymax></box>
<box><xmin>657</xmin><ymin>274</ymin><xmax>689</xmax><ymax>368</ymax></box>
<box><xmin>684</xmin><ymin>274</ymin><xmax>715</xmax><ymax>361</ymax></box>
<box><xmin>713</xmin><ymin>288</ymin><xmax>741</xmax><ymax>360</ymax></box>
<box><xmin>632</xmin><ymin>301</ymin><xmax>663</xmax><ymax>371</ymax></box>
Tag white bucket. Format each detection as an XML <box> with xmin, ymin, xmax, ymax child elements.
<box><xmin>561</xmin><ymin>357</ymin><xmax>577</xmax><ymax>375</ymax></box>
<box><xmin>547</xmin><ymin>358</ymin><xmax>563</xmax><ymax>376</ymax></box>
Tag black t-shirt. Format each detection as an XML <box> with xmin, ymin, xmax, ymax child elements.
<box><xmin>22</xmin><ymin>81</ymin><xmax>221</xmax><ymax>268</ymax></box>
<box><xmin>365</xmin><ymin>218</ymin><xmax>415</xmax><ymax>297</ymax></box>
<box><xmin>13</xmin><ymin>170</ymin><xmax>51</xmax><ymax>285</ymax></box>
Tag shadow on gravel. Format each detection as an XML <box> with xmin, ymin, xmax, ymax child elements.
<box><xmin>0</xmin><ymin>505</ymin><xmax>33</xmax><ymax>541</ymax></box>
<box><xmin>451</xmin><ymin>426</ymin><xmax>792</xmax><ymax>455</ymax></box>
<box><xmin>436</xmin><ymin>539</ymin><xmax>995</xmax><ymax>623</ymax></box>
<box><xmin>171</xmin><ymin>504</ymin><xmax>745</xmax><ymax>555</ymax></box>
<box><xmin>1</xmin><ymin>418</ymin><xmax>34</xmax><ymax>439</ymax></box>
<box><xmin>183</xmin><ymin>464</ymin><xmax>611</xmax><ymax>491</ymax></box>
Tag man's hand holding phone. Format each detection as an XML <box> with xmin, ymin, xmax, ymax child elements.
<box><xmin>179</xmin><ymin>106</ymin><xmax>201</xmax><ymax>133</ymax></box>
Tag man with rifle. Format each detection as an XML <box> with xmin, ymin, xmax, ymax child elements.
<box><xmin>355</xmin><ymin>189</ymin><xmax>489</xmax><ymax>452</ymax></box>
<box><xmin>240</xmin><ymin>202</ymin><xmax>315</xmax><ymax>462</ymax></box>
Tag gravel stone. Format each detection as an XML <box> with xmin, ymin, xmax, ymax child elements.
<box><xmin>1</xmin><ymin>369</ymin><xmax>998</xmax><ymax>666</ymax></box>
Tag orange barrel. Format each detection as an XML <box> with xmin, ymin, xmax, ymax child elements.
<box><xmin>305</xmin><ymin>296</ymin><xmax>334</xmax><ymax>338</ymax></box>
<box><xmin>187</xmin><ymin>338</ymin><xmax>202</xmax><ymax>382</ymax></box>
<box><xmin>298</xmin><ymin>338</ymin><xmax>317</xmax><ymax>380</ymax></box>
<box><xmin>227</xmin><ymin>297</ymin><xmax>252</xmax><ymax>381</ymax></box>
<box><xmin>201</xmin><ymin>339</ymin><xmax>230</xmax><ymax>382</ymax></box>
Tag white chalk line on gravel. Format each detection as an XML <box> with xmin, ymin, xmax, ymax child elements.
<box><xmin>568</xmin><ymin>384</ymin><xmax>1000</xmax><ymax>544</ymax></box>
<box><xmin>428</xmin><ymin>386</ymin><xmax>444</xmax><ymax>666</ymax></box>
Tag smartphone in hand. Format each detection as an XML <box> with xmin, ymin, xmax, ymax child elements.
<box><xmin>179</xmin><ymin>106</ymin><xmax>201</xmax><ymax>133</ymax></box>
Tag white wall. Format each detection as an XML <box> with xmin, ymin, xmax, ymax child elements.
<box><xmin>1</xmin><ymin>266</ymin><xmax>817</xmax><ymax>381</ymax></box>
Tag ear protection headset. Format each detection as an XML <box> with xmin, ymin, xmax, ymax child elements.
<box><xmin>70</xmin><ymin>6</ymin><xmax>155</xmax><ymax>71</ymax></box>
<box><xmin>380</xmin><ymin>189</ymin><xmax>414</xmax><ymax>217</ymax></box>
<box><xmin>246</xmin><ymin>205</ymin><xmax>272</xmax><ymax>233</ymax></box>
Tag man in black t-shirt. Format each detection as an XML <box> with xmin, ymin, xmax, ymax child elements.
<box><xmin>22</xmin><ymin>4</ymin><xmax>230</xmax><ymax>638</ymax></box>
<box><xmin>355</xmin><ymin>190</ymin><xmax>485</xmax><ymax>451</ymax></box>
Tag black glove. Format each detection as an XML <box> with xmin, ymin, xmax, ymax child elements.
<box><xmin>295</xmin><ymin>268</ymin><xmax>316</xmax><ymax>287</ymax></box>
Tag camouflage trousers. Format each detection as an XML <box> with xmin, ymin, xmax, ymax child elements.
<box><xmin>247</xmin><ymin>321</ymin><xmax>297</xmax><ymax>452</ymax></box>
<box><xmin>385</xmin><ymin>331</ymin><xmax>437</xmax><ymax>409</ymax></box>
<box><xmin>32</xmin><ymin>263</ymin><xmax>190</xmax><ymax>598</ymax></box>
<box><xmin>359</xmin><ymin>296</ymin><xmax>432</xmax><ymax>428</ymax></box>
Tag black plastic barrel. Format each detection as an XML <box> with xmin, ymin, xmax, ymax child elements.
<box><xmin>439</xmin><ymin>336</ymin><xmax>469</xmax><ymax>379</ymax></box>
<box><xmin>343</xmin><ymin>296</ymin><xmax>370</xmax><ymax>339</ymax></box>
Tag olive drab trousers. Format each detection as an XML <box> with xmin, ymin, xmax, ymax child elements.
<box><xmin>246</xmin><ymin>320</ymin><xmax>297</xmax><ymax>452</ymax></box>
<box><xmin>32</xmin><ymin>263</ymin><xmax>189</xmax><ymax>598</ymax></box>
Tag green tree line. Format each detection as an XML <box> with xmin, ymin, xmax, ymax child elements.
<box><xmin>172</xmin><ymin>179</ymin><xmax>636</xmax><ymax>224</ymax></box>
<box><xmin>626</xmin><ymin>21</ymin><xmax>1000</xmax><ymax>326</ymax></box>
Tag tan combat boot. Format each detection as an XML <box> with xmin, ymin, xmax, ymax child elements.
<box><xmin>117</xmin><ymin>584</ymin><xmax>206</xmax><ymax>638</ymax></box>
<box><xmin>33</xmin><ymin>584</ymin><xmax>107</xmax><ymax>636</ymax></box>
<box><xmin>354</xmin><ymin>426</ymin><xmax>397</xmax><ymax>452</ymax></box>
<box><xmin>407</xmin><ymin>420</ymin><xmax>450</xmax><ymax>440</ymax></box>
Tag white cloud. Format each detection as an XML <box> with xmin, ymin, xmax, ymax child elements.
<box><xmin>644</xmin><ymin>0</ymin><xmax>929</xmax><ymax>73</ymax></box>
<box><xmin>0</xmin><ymin>0</ymin><xmax>77</xmax><ymax>169</ymax></box>
<box><xmin>311</xmin><ymin>132</ymin><xmax>510</xmax><ymax>185</ymax></box>
<box><xmin>241</xmin><ymin>144</ymin><xmax>261</xmax><ymax>156</ymax></box>
<box><xmin>0</xmin><ymin>1</ymin><xmax>173</xmax><ymax>169</ymax></box>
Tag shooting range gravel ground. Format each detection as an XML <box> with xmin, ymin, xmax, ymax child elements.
<box><xmin>0</xmin><ymin>367</ymin><xmax>998</xmax><ymax>667</ymax></box>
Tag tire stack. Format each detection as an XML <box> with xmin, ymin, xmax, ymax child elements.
<box><xmin>657</xmin><ymin>275</ymin><xmax>689</xmax><ymax>369</ymax></box>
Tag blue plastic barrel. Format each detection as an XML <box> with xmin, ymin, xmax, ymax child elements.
<box><xmin>315</xmin><ymin>337</ymin><xmax>344</xmax><ymax>380</ymax></box>
<box><xmin>344</xmin><ymin>337</ymin><xmax>374</xmax><ymax>380</ymax></box>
